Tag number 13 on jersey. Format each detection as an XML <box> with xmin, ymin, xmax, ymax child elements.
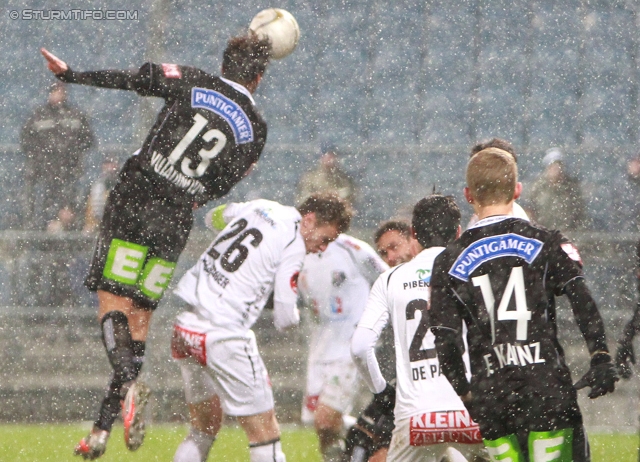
<box><xmin>167</xmin><ymin>113</ymin><xmax>227</xmax><ymax>178</ymax></box>
<box><xmin>472</xmin><ymin>266</ymin><xmax>531</xmax><ymax>344</ymax></box>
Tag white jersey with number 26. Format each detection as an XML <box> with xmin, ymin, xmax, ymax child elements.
<box><xmin>354</xmin><ymin>247</ymin><xmax>471</xmax><ymax>421</ymax></box>
<box><xmin>174</xmin><ymin>199</ymin><xmax>305</xmax><ymax>338</ymax></box>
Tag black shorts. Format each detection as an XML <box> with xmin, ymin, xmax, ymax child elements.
<box><xmin>467</xmin><ymin>366</ymin><xmax>589</xmax><ymax>461</ymax></box>
<box><xmin>85</xmin><ymin>175</ymin><xmax>194</xmax><ymax>310</ymax></box>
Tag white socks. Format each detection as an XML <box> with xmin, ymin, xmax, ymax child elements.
<box><xmin>249</xmin><ymin>438</ymin><xmax>286</xmax><ymax>462</ymax></box>
<box><xmin>174</xmin><ymin>430</ymin><xmax>287</xmax><ymax>462</ymax></box>
<box><xmin>173</xmin><ymin>428</ymin><xmax>215</xmax><ymax>462</ymax></box>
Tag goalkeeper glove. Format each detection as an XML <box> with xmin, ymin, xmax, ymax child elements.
<box><xmin>574</xmin><ymin>352</ymin><xmax>618</xmax><ymax>399</ymax></box>
<box><xmin>616</xmin><ymin>341</ymin><xmax>635</xmax><ymax>379</ymax></box>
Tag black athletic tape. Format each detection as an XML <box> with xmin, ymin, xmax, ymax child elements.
<box><xmin>132</xmin><ymin>340</ymin><xmax>146</xmax><ymax>375</ymax></box>
<box><xmin>100</xmin><ymin>311</ymin><xmax>137</xmax><ymax>384</ymax></box>
<box><xmin>248</xmin><ymin>437</ymin><xmax>281</xmax><ymax>448</ymax></box>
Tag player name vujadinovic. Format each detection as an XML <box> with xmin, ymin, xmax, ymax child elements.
<box><xmin>449</xmin><ymin>233</ymin><xmax>543</xmax><ymax>281</ymax></box>
<box><xmin>191</xmin><ymin>87</ymin><xmax>254</xmax><ymax>144</ymax></box>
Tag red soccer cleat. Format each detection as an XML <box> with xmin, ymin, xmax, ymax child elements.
<box><xmin>74</xmin><ymin>428</ymin><xmax>109</xmax><ymax>460</ymax></box>
<box><xmin>122</xmin><ymin>381</ymin><xmax>151</xmax><ymax>451</ymax></box>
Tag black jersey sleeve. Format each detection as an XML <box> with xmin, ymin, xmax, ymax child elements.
<box><xmin>430</xmin><ymin>253</ymin><xmax>470</xmax><ymax>396</ymax></box>
<box><xmin>565</xmin><ymin>278</ymin><xmax>609</xmax><ymax>355</ymax></box>
<box><xmin>620</xmin><ymin>303</ymin><xmax>640</xmax><ymax>344</ymax></box>
<box><xmin>57</xmin><ymin>62</ymin><xmax>177</xmax><ymax>98</ymax></box>
<box><xmin>547</xmin><ymin>233</ymin><xmax>609</xmax><ymax>355</ymax></box>
<box><xmin>546</xmin><ymin>232</ymin><xmax>585</xmax><ymax>296</ymax></box>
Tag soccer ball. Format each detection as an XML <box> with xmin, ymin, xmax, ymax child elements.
<box><xmin>249</xmin><ymin>8</ymin><xmax>300</xmax><ymax>60</ymax></box>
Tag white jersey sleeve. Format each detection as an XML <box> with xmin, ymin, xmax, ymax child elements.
<box><xmin>351</xmin><ymin>270</ymin><xmax>396</xmax><ymax>394</ymax></box>
<box><xmin>272</xmin><ymin>234</ymin><xmax>304</xmax><ymax>331</ymax></box>
<box><xmin>351</xmin><ymin>326</ymin><xmax>386</xmax><ymax>394</ymax></box>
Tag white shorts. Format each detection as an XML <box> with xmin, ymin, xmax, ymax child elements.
<box><xmin>387</xmin><ymin>411</ymin><xmax>487</xmax><ymax>462</ymax></box>
<box><xmin>302</xmin><ymin>359</ymin><xmax>361</xmax><ymax>423</ymax></box>
<box><xmin>172</xmin><ymin>312</ymin><xmax>274</xmax><ymax>417</ymax></box>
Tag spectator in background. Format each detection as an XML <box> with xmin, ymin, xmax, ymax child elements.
<box><xmin>627</xmin><ymin>154</ymin><xmax>640</xmax><ymax>186</ymax></box>
<box><xmin>626</xmin><ymin>153</ymin><xmax>640</xmax><ymax>231</ymax></box>
<box><xmin>83</xmin><ymin>158</ymin><xmax>120</xmax><ymax>233</ymax></box>
<box><xmin>46</xmin><ymin>205</ymin><xmax>77</xmax><ymax>234</ymax></box>
<box><xmin>528</xmin><ymin>147</ymin><xmax>587</xmax><ymax>231</ymax></box>
<box><xmin>20</xmin><ymin>81</ymin><xmax>94</xmax><ymax>231</ymax></box>
<box><xmin>296</xmin><ymin>144</ymin><xmax>357</xmax><ymax>208</ymax></box>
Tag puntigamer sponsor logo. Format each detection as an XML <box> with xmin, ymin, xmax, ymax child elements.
<box><xmin>449</xmin><ymin>233</ymin><xmax>543</xmax><ymax>281</ymax></box>
<box><xmin>191</xmin><ymin>87</ymin><xmax>253</xmax><ymax>144</ymax></box>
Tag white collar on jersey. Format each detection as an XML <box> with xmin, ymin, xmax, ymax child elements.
<box><xmin>220</xmin><ymin>77</ymin><xmax>255</xmax><ymax>105</ymax></box>
<box><xmin>469</xmin><ymin>215</ymin><xmax>515</xmax><ymax>229</ymax></box>
<box><xmin>416</xmin><ymin>246</ymin><xmax>446</xmax><ymax>259</ymax></box>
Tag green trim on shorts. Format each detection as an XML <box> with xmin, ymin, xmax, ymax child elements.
<box><xmin>138</xmin><ymin>257</ymin><xmax>176</xmax><ymax>300</ymax></box>
<box><xmin>484</xmin><ymin>434</ymin><xmax>524</xmax><ymax>461</ymax></box>
<box><xmin>528</xmin><ymin>428</ymin><xmax>573</xmax><ymax>462</ymax></box>
<box><xmin>103</xmin><ymin>239</ymin><xmax>148</xmax><ymax>285</ymax></box>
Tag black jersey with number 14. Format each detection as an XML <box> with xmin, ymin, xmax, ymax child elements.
<box><xmin>430</xmin><ymin>216</ymin><xmax>606</xmax><ymax>393</ymax></box>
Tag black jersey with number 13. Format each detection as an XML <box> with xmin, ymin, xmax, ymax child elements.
<box><xmin>60</xmin><ymin>62</ymin><xmax>267</xmax><ymax>204</ymax></box>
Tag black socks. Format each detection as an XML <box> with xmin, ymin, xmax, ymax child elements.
<box><xmin>94</xmin><ymin>311</ymin><xmax>146</xmax><ymax>432</ymax></box>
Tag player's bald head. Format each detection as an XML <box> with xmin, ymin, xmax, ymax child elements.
<box><xmin>466</xmin><ymin>148</ymin><xmax>518</xmax><ymax>206</ymax></box>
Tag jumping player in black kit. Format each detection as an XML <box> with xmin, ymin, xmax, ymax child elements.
<box><xmin>430</xmin><ymin>148</ymin><xmax>618</xmax><ymax>461</ymax></box>
<box><xmin>41</xmin><ymin>33</ymin><xmax>271</xmax><ymax>460</ymax></box>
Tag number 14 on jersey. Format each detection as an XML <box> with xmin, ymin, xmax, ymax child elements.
<box><xmin>472</xmin><ymin>266</ymin><xmax>531</xmax><ymax>344</ymax></box>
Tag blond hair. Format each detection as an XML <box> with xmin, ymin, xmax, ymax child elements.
<box><xmin>466</xmin><ymin>147</ymin><xmax>517</xmax><ymax>206</ymax></box>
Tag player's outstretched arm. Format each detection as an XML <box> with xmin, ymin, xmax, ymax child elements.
<box><xmin>41</xmin><ymin>47</ymin><xmax>155</xmax><ymax>93</ymax></box>
<box><xmin>41</xmin><ymin>48</ymin><xmax>68</xmax><ymax>75</ymax></box>
<box><xmin>616</xmin><ymin>302</ymin><xmax>640</xmax><ymax>379</ymax></box>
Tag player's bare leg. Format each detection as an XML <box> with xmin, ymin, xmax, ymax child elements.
<box><xmin>369</xmin><ymin>447</ymin><xmax>388</xmax><ymax>462</ymax></box>
<box><xmin>75</xmin><ymin>291</ymin><xmax>152</xmax><ymax>458</ymax></box>
<box><xmin>174</xmin><ymin>396</ymin><xmax>222</xmax><ymax>462</ymax></box>
<box><xmin>314</xmin><ymin>403</ymin><xmax>345</xmax><ymax>461</ymax></box>
<box><xmin>238</xmin><ymin>409</ymin><xmax>286</xmax><ymax>462</ymax></box>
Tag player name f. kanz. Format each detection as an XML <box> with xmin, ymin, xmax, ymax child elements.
<box><xmin>482</xmin><ymin>341</ymin><xmax>546</xmax><ymax>377</ymax></box>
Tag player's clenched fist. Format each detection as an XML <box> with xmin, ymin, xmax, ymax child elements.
<box><xmin>40</xmin><ymin>48</ymin><xmax>68</xmax><ymax>75</ymax></box>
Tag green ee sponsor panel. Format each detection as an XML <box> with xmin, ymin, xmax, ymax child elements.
<box><xmin>484</xmin><ymin>428</ymin><xmax>573</xmax><ymax>462</ymax></box>
<box><xmin>104</xmin><ymin>239</ymin><xmax>176</xmax><ymax>300</ymax></box>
